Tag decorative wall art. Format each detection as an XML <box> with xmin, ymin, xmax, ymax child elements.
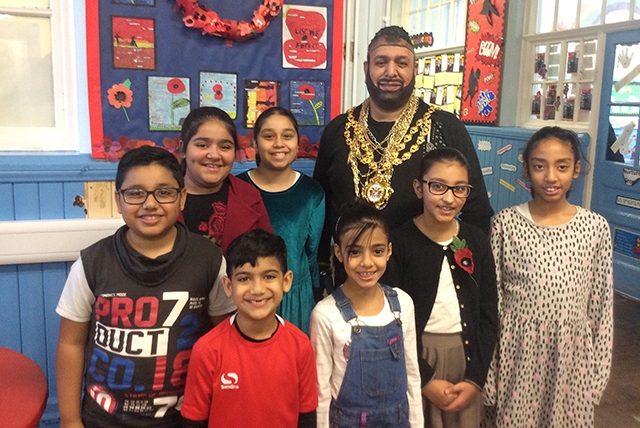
<box><xmin>460</xmin><ymin>0</ymin><xmax>507</xmax><ymax>125</ymax></box>
<box><xmin>282</xmin><ymin>5</ymin><xmax>328</xmax><ymax>69</ymax></box>
<box><xmin>289</xmin><ymin>80</ymin><xmax>325</xmax><ymax>126</ymax></box>
<box><xmin>86</xmin><ymin>0</ymin><xmax>341</xmax><ymax>160</ymax></box>
<box><xmin>200</xmin><ymin>72</ymin><xmax>238</xmax><ymax>119</ymax></box>
<box><xmin>148</xmin><ymin>76</ymin><xmax>190</xmax><ymax>131</ymax></box>
<box><xmin>243</xmin><ymin>79</ymin><xmax>281</xmax><ymax>128</ymax></box>
<box><xmin>111</xmin><ymin>17</ymin><xmax>155</xmax><ymax>70</ymax></box>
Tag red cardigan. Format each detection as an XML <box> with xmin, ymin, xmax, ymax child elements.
<box><xmin>180</xmin><ymin>175</ymin><xmax>273</xmax><ymax>254</ymax></box>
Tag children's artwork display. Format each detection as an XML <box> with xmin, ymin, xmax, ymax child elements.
<box><xmin>111</xmin><ymin>17</ymin><xmax>155</xmax><ymax>70</ymax></box>
<box><xmin>460</xmin><ymin>0</ymin><xmax>507</xmax><ymax>126</ymax></box>
<box><xmin>290</xmin><ymin>80</ymin><xmax>325</xmax><ymax>126</ymax></box>
<box><xmin>282</xmin><ymin>5</ymin><xmax>328</xmax><ymax>69</ymax></box>
<box><xmin>87</xmin><ymin>0</ymin><xmax>339</xmax><ymax>160</ymax></box>
<box><xmin>200</xmin><ymin>72</ymin><xmax>238</xmax><ymax>119</ymax></box>
<box><xmin>243</xmin><ymin>79</ymin><xmax>282</xmax><ymax>128</ymax></box>
<box><xmin>148</xmin><ymin>76</ymin><xmax>190</xmax><ymax>131</ymax></box>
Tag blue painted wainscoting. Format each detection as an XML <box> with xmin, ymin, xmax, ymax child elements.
<box><xmin>0</xmin><ymin>128</ymin><xmax>588</xmax><ymax>426</ymax></box>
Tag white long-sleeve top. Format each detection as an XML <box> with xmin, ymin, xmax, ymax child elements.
<box><xmin>309</xmin><ymin>287</ymin><xmax>423</xmax><ymax>428</ymax></box>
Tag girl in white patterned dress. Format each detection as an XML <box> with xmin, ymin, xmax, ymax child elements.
<box><xmin>482</xmin><ymin>126</ymin><xmax>614</xmax><ymax>427</ymax></box>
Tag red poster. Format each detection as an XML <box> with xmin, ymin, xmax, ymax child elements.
<box><xmin>460</xmin><ymin>0</ymin><xmax>507</xmax><ymax>126</ymax></box>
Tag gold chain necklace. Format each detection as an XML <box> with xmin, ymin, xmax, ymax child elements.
<box><xmin>344</xmin><ymin>95</ymin><xmax>439</xmax><ymax>209</ymax></box>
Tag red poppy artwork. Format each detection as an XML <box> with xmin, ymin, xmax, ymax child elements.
<box><xmin>289</xmin><ymin>80</ymin><xmax>325</xmax><ymax>126</ymax></box>
<box><xmin>199</xmin><ymin>72</ymin><xmax>238</xmax><ymax>119</ymax></box>
<box><xmin>282</xmin><ymin>6</ymin><xmax>327</xmax><ymax>69</ymax></box>
<box><xmin>107</xmin><ymin>79</ymin><xmax>133</xmax><ymax>122</ymax></box>
<box><xmin>148</xmin><ymin>76</ymin><xmax>190</xmax><ymax>131</ymax></box>
<box><xmin>112</xmin><ymin>17</ymin><xmax>155</xmax><ymax>70</ymax></box>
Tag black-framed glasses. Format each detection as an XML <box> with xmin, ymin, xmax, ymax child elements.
<box><xmin>118</xmin><ymin>188</ymin><xmax>182</xmax><ymax>205</ymax></box>
<box><xmin>420</xmin><ymin>180</ymin><xmax>472</xmax><ymax>198</ymax></box>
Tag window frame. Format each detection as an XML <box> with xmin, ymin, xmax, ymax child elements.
<box><xmin>0</xmin><ymin>0</ymin><xmax>79</xmax><ymax>152</ymax></box>
<box><xmin>518</xmin><ymin>1</ymin><xmax>640</xmax><ymax>131</ymax></box>
<box><xmin>402</xmin><ymin>0</ymin><xmax>467</xmax><ymax>56</ymax></box>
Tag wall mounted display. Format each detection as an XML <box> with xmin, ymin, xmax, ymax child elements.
<box><xmin>199</xmin><ymin>72</ymin><xmax>238</xmax><ymax>119</ymax></box>
<box><xmin>289</xmin><ymin>80</ymin><xmax>325</xmax><ymax>126</ymax></box>
<box><xmin>460</xmin><ymin>0</ymin><xmax>507</xmax><ymax>126</ymax></box>
<box><xmin>243</xmin><ymin>79</ymin><xmax>281</xmax><ymax>128</ymax></box>
<box><xmin>414</xmin><ymin>54</ymin><xmax>464</xmax><ymax>116</ymax></box>
<box><xmin>87</xmin><ymin>0</ymin><xmax>341</xmax><ymax>160</ymax></box>
<box><xmin>282</xmin><ymin>5</ymin><xmax>328</xmax><ymax>69</ymax></box>
<box><xmin>111</xmin><ymin>17</ymin><xmax>155</xmax><ymax>70</ymax></box>
<box><xmin>148</xmin><ymin>76</ymin><xmax>190</xmax><ymax>131</ymax></box>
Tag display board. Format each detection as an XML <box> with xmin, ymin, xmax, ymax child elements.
<box><xmin>460</xmin><ymin>0</ymin><xmax>507</xmax><ymax>126</ymax></box>
<box><xmin>86</xmin><ymin>0</ymin><xmax>341</xmax><ymax>160</ymax></box>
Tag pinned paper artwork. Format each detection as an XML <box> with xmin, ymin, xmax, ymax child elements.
<box><xmin>244</xmin><ymin>79</ymin><xmax>281</xmax><ymax>128</ymax></box>
<box><xmin>200</xmin><ymin>72</ymin><xmax>238</xmax><ymax>119</ymax></box>
<box><xmin>148</xmin><ymin>76</ymin><xmax>190</xmax><ymax>131</ymax></box>
<box><xmin>107</xmin><ymin>79</ymin><xmax>134</xmax><ymax>123</ymax></box>
<box><xmin>461</xmin><ymin>0</ymin><xmax>506</xmax><ymax>125</ymax></box>
<box><xmin>112</xmin><ymin>17</ymin><xmax>155</xmax><ymax>70</ymax></box>
<box><xmin>282</xmin><ymin>5</ymin><xmax>328</xmax><ymax>69</ymax></box>
<box><xmin>290</xmin><ymin>80</ymin><xmax>325</xmax><ymax>126</ymax></box>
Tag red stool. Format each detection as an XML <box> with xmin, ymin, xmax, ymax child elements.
<box><xmin>0</xmin><ymin>347</ymin><xmax>48</xmax><ymax>428</ymax></box>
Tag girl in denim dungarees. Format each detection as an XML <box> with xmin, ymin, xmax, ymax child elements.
<box><xmin>310</xmin><ymin>201</ymin><xmax>423</xmax><ymax>428</ymax></box>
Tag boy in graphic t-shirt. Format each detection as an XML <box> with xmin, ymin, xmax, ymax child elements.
<box><xmin>55</xmin><ymin>146</ymin><xmax>235</xmax><ymax>427</ymax></box>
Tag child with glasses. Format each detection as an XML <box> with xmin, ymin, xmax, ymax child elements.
<box><xmin>55</xmin><ymin>146</ymin><xmax>235</xmax><ymax>427</ymax></box>
<box><xmin>384</xmin><ymin>147</ymin><xmax>499</xmax><ymax>427</ymax></box>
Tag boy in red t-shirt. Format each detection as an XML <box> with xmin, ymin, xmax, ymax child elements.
<box><xmin>181</xmin><ymin>229</ymin><xmax>318</xmax><ymax>428</ymax></box>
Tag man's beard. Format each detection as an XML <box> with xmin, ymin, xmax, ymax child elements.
<box><xmin>365</xmin><ymin>72</ymin><xmax>415</xmax><ymax>112</ymax></box>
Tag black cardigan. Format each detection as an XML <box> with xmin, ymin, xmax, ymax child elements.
<box><xmin>385</xmin><ymin>219</ymin><xmax>499</xmax><ymax>389</ymax></box>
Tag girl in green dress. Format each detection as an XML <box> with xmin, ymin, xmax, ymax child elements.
<box><xmin>236</xmin><ymin>107</ymin><xmax>325</xmax><ymax>334</ymax></box>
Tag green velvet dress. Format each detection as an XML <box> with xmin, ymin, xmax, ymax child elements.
<box><xmin>236</xmin><ymin>171</ymin><xmax>325</xmax><ymax>334</ymax></box>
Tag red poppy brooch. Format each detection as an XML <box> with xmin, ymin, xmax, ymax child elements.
<box><xmin>451</xmin><ymin>236</ymin><xmax>474</xmax><ymax>274</ymax></box>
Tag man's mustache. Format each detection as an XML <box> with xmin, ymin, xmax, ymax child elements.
<box><xmin>377</xmin><ymin>78</ymin><xmax>405</xmax><ymax>87</ymax></box>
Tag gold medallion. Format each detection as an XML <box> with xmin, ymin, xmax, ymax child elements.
<box><xmin>363</xmin><ymin>175</ymin><xmax>393</xmax><ymax>209</ymax></box>
<box><xmin>344</xmin><ymin>95</ymin><xmax>439</xmax><ymax>210</ymax></box>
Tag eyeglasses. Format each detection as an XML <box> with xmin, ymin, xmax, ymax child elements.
<box><xmin>420</xmin><ymin>180</ymin><xmax>472</xmax><ymax>198</ymax></box>
<box><xmin>118</xmin><ymin>188</ymin><xmax>182</xmax><ymax>205</ymax></box>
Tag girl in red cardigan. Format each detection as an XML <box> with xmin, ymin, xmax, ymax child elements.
<box><xmin>179</xmin><ymin>107</ymin><xmax>272</xmax><ymax>254</ymax></box>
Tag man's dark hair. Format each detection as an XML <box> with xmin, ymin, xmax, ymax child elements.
<box><xmin>367</xmin><ymin>25</ymin><xmax>414</xmax><ymax>59</ymax></box>
<box><xmin>225</xmin><ymin>229</ymin><xmax>288</xmax><ymax>276</ymax></box>
<box><xmin>115</xmin><ymin>146</ymin><xmax>184</xmax><ymax>190</ymax></box>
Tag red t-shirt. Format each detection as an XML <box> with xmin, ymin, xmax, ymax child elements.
<box><xmin>181</xmin><ymin>315</ymin><xmax>318</xmax><ymax>427</ymax></box>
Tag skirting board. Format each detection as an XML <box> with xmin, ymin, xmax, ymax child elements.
<box><xmin>0</xmin><ymin>218</ymin><xmax>124</xmax><ymax>265</ymax></box>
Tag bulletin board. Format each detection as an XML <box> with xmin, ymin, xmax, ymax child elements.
<box><xmin>460</xmin><ymin>0</ymin><xmax>507</xmax><ymax>126</ymax></box>
<box><xmin>414</xmin><ymin>53</ymin><xmax>465</xmax><ymax>117</ymax></box>
<box><xmin>86</xmin><ymin>0</ymin><xmax>342</xmax><ymax>160</ymax></box>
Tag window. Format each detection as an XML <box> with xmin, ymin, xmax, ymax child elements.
<box><xmin>0</xmin><ymin>0</ymin><xmax>78</xmax><ymax>151</ymax></box>
<box><xmin>527</xmin><ymin>39</ymin><xmax>598</xmax><ymax>124</ymax></box>
<box><xmin>533</xmin><ymin>0</ymin><xmax>640</xmax><ymax>33</ymax></box>
<box><xmin>404</xmin><ymin>0</ymin><xmax>467</xmax><ymax>51</ymax></box>
<box><xmin>519</xmin><ymin>1</ymin><xmax>640</xmax><ymax>129</ymax></box>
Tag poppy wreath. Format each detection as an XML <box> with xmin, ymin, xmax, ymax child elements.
<box><xmin>175</xmin><ymin>0</ymin><xmax>285</xmax><ymax>43</ymax></box>
<box><xmin>450</xmin><ymin>236</ymin><xmax>474</xmax><ymax>274</ymax></box>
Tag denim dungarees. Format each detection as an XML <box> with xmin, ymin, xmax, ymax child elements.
<box><xmin>329</xmin><ymin>284</ymin><xmax>410</xmax><ymax>428</ymax></box>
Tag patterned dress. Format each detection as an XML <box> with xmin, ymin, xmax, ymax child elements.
<box><xmin>483</xmin><ymin>204</ymin><xmax>613</xmax><ymax>427</ymax></box>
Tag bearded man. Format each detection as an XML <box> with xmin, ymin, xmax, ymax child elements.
<box><xmin>313</xmin><ymin>26</ymin><xmax>493</xmax><ymax>291</ymax></box>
